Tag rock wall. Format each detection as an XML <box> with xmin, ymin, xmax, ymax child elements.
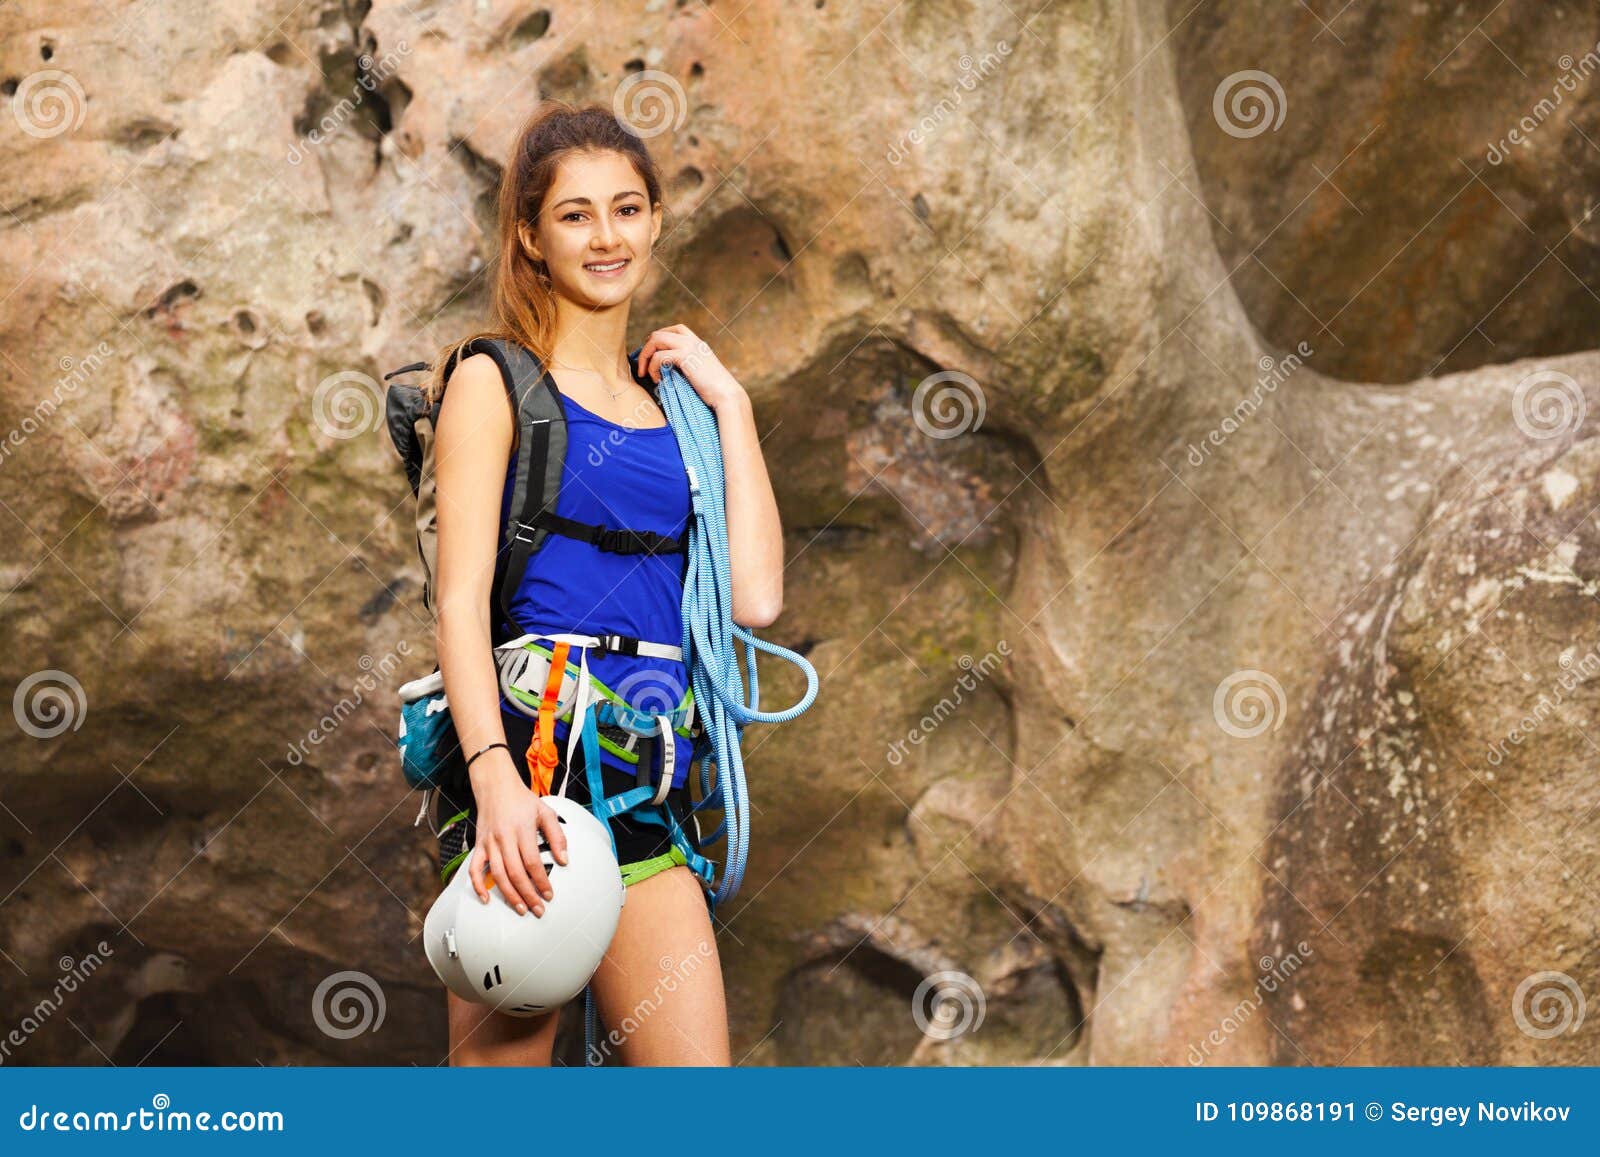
<box><xmin>0</xmin><ymin>0</ymin><xmax>1595</xmax><ymax>1065</ymax></box>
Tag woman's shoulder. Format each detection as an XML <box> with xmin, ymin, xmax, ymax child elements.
<box><xmin>443</xmin><ymin>351</ymin><xmax>503</xmax><ymax>398</ymax></box>
<box><xmin>435</xmin><ymin>352</ymin><xmax>514</xmax><ymax>446</ymax></box>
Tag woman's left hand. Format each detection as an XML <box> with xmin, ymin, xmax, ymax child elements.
<box><xmin>637</xmin><ymin>325</ymin><xmax>747</xmax><ymax>411</ymax></box>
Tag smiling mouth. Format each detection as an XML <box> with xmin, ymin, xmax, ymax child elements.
<box><xmin>584</xmin><ymin>258</ymin><xmax>630</xmax><ymax>275</ymax></box>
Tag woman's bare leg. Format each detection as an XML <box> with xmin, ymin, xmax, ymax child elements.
<box><xmin>446</xmin><ymin>991</ymin><xmax>560</xmax><ymax>1066</ymax></box>
<box><xmin>587</xmin><ymin>865</ymin><xmax>731</xmax><ymax>1066</ymax></box>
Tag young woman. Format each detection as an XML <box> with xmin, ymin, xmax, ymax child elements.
<box><xmin>427</xmin><ymin>103</ymin><xmax>784</xmax><ymax>1066</ymax></box>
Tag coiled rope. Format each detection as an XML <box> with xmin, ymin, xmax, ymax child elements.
<box><xmin>657</xmin><ymin>359</ymin><xmax>819</xmax><ymax>908</ymax></box>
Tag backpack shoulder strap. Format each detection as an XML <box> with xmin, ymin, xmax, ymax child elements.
<box><xmin>444</xmin><ymin>336</ymin><xmax>566</xmax><ymax>643</ymax></box>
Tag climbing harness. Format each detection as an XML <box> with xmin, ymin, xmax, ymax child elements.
<box><xmin>493</xmin><ymin>629</ymin><xmax>718</xmax><ymax>893</ymax></box>
<box><xmin>495</xmin><ymin>632</ymin><xmax>697</xmax><ymax>802</ymax></box>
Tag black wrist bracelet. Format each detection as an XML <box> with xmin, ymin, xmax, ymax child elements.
<box><xmin>464</xmin><ymin>741</ymin><xmax>509</xmax><ymax>771</ymax></box>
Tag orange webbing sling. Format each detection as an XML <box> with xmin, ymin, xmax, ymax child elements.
<box><xmin>526</xmin><ymin>640</ymin><xmax>570</xmax><ymax>796</ymax></box>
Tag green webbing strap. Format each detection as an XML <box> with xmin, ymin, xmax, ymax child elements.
<box><xmin>438</xmin><ymin>808</ymin><xmax>471</xmax><ymax>882</ymax></box>
<box><xmin>440</xmin><ymin>847</ymin><xmax>469</xmax><ymax>883</ymax></box>
<box><xmin>619</xmin><ymin>844</ymin><xmax>687</xmax><ymax>887</ymax></box>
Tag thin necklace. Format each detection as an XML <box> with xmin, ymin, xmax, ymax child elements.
<box><xmin>549</xmin><ymin>357</ymin><xmax>633</xmax><ymax>400</ymax></box>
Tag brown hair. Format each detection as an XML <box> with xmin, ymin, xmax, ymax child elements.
<box><xmin>426</xmin><ymin>101</ymin><xmax>665</xmax><ymax>403</ymax></box>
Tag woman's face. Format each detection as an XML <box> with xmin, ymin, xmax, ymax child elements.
<box><xmin>521</xmin><ymin>150</ymin><xmax>661</xmax><ymax>309</ymax></box>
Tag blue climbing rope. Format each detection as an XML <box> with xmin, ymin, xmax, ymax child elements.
<box><xmin>581</xmin><ymin>359</ymin><xmax>819</xmax><ymax>1067</ymax></box>
<box><xmin>657</xmin><ymin>359</ymin><xmax>819</xmax><ymax>908</ymax></box>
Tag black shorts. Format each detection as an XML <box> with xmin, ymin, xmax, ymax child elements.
<box><xmin>433</xmin><ymin>708</ymin><xmax>701</xmax><ymax>886</ymax></box>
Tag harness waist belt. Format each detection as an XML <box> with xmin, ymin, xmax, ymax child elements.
<box><xmin>496</xmin><ymin>631</ymin><xmax>683</xmax><ymax>661</ymax></box>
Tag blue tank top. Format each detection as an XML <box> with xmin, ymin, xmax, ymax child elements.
<box><xmin>495</xmin><ymin>355</ymin><xmax>695</xmax><ymax>790</ymax></box>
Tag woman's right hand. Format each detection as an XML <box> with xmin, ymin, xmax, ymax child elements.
<box><xmin>466</xmin><ymin>759</ymin><xmax>570</xmax><ymax>916</ymax></box>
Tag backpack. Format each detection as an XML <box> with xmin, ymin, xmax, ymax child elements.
<box><xmin>382</xmin><ymin>335</ymin><xmax>688</xmax><ymax>640</ymax></box>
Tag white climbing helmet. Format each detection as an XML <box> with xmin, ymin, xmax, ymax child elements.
<box><xmin>423</xmin><ymin>792</ymin><xmax>625</xmax><ymax>1016</ymax></box>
